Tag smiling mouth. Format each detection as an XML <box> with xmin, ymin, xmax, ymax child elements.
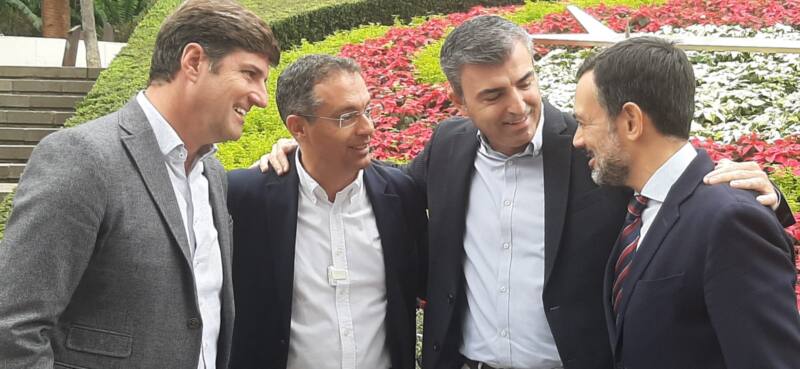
<box><xmin>503</xmin><ymin>110</ymin><xmax>532</xmax><ymax>126</ymax></box>
<box><xmin>234</xmin><ymin>106</ymin><xmax>247</xmax><ymax>118</ymax></box>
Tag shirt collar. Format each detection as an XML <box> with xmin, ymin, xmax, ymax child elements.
<box><xmin>476</xmin><ymin>98</ymin><xmax>545</xmax><ymax>160</ymax></box>
<box><xmin>136</xmin><ymin>91</ymin><xmax>217</xmax><ymax>164</ymax></box>
<box><xmin>295</xmin><ymin>148</ymin><xmax>364</xmax><ymax>205</ymax></box>
<box><xmin>639</xmin><ymin>142</ymin><xmax>698</xmax><ymax>203</ymax></box>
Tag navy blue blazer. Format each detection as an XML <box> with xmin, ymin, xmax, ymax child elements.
<box><xmin>227</xmin><ymin>153</ymin><xmax>428</xmax><ymax>369</ymax></box>
<box><xmin>604</xmin><ymin>150</ymin><xmax>800</xmax><ymax>369</ymax></box>
<box><xmin>411</xmin><ymin>101</ymin><xmax>631</xmax><ymax>369</ymax></box>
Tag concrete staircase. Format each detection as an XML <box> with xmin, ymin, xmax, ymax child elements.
<box><xmin>0</xmin><ymin>66</ymin><xmax>101</xmax><ymax>200</ymax></box>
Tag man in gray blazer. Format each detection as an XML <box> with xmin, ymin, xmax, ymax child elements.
<box><xmin>0</xmin><ymin>1</ymin><xmax>280</xmax><ymax>368</ymax></box>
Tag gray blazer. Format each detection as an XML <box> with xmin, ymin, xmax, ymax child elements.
<box><xmin>0</xmin><ymin>100</ymin><xmax>234</xmax><ymax>369</ymax></box>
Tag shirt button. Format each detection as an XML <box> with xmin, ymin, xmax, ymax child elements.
<box><xmin>500</xmin><ymin>329</ymin><xmax>508</xmax><ymax>337</ymax></box>
<box><xmin>342</xmin><ymin>329</ymin><xmax>351</xmax><ymax>336</ymax></box>
<box><xmin>503</xmin><ymin>200</ymin><xmax>512</xmax><ymax>206</ymax></box>
<box><xmin>507</xmin><ymin>160</ymin><xmax>514</xmax><ymax>166</ymax></box>
<box><xmin>502</xmin><ymin>242</ymin><xmax>510</xmax><ymax>249</ymax></box>
<box><xmin>335</xmin><ymin>249</ymin><xmax>343</xmax><ymax>256</ymax></box>
<box><xmin>499</xmin><ymin>286</ymin><xmax>507</xmax><ymax>293</ymax></box>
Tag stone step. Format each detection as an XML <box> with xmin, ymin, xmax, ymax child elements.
<box><xmin>0</xmin><ymin>183</ymin><xmax>16</xmax><ymax>202</ymax></box>
<box><xmin>0</xmin><ymin>145</ymin><xmax>35</xmax><ymax>161</ymax></box>
<box><xmin>0</xmin><ymin>127</ymin><xmax>58</xmax><ymax>143</ymax></box>
<box><xmin>0</xmin><ymin>94</ymin><xmax>82</xmax><ymax>109</ymax></box>
<box><xmin>0</xmin><ymin>109</ymin><xmax>72</xmax><ymax>126</ymax></box>
<box><xmin>0</xmin><ymin>66</ymin><xmax>102</xmax><ymax>80</ymax></box>
<box><xmin>0</xmin><ymin>164</ymin><xmax>25</xmax><ymax>180</ymax></box>
<box><xmin>0</xmin><ymin>79</ymin><xmax>94</xmax><ymax>94</ymax></box>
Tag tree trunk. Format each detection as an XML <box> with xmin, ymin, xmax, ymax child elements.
<box><xmin>80</xmin><ymin>0</ymin><xmax>101</xmax><ymax>68</ymax></box>
<box><xmin>41</xmin><ymin>0</ymin><xmax>69</xmax><ymax>38</ymax></box>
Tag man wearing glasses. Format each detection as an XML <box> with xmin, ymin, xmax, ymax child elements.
<box><xmin>227</xmin><ymin>54</ymin><xmax>428</xmax><ymax>369</ymax></box>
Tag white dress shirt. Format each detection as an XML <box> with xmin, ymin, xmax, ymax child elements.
<box><xmin>137</xmin><ymin>92</ymin><xmax>223</xmax><ymax>369</ymax></box>
<box><xmin>286</xmin><ymin>151</ymin><xmax>391</xmax><ymax>369</ymax></box>
<box><xmin>460</xmin><ymin>106</ymin><xmax>563</xmax><ymax>369</ymax></box>
<box><xmin>638</xmin><ymin>142</ymin><xmax>698</xmax><ymax>247</ymax></box>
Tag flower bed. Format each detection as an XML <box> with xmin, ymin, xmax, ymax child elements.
<box><xmin>321</xmin><ymin>0</ymin><xmax>800</xmax><ymax>305</ymax></box>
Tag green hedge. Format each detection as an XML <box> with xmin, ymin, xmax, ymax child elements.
<box><xmin>266</xmin><ymin>0</ymin><xmax>523</xmax><ymax>49</ymax></box>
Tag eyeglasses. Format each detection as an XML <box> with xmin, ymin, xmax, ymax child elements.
<box><xmin>298</xmin><ymin>104</ymin><xmax>380</xmax><ymax>129</ymax></box>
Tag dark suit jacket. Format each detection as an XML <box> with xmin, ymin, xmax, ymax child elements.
<box><xmin>409</xmin><ymin>101</ymin><xmax>632</xmax><ymax>369</ymax></box>
<box><xmin>0</xmin><ymin>100</ymin><xmax>234</xmax><ymax>369</ymax></box>
<box><xmin>604</xmin><ymin>150</ymin><xmax>800</xmax><ymax>369</ymax></box>
<box><xmin>227</xmin><ymin>154</ymin><xmax>428</xmax><ymax>369</ymax></box>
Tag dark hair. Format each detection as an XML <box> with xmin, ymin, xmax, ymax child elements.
<box><xmin>275</xmin><ymin>54</ymin><xmax>362</xmax><ymax>124</ymax></box>
<box><xmin>576</xmin><ymin>36</ymin><xmax>695</xmax><ymax>139</ymax></box>
<box><xmin>440</xmin><ymin>15</ymin><xmax>533</xmax><ymax>97</ymax></box>
<box><xmin>149</xmin><ymin>0</ymin><xmax>281</xmax><ymax>83</ymax></box>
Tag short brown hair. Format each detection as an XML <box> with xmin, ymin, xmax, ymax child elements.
<box><xmin>149</xmin><ymin>0</ymin><xmax>281</xmax><ymax>83</ymax></box>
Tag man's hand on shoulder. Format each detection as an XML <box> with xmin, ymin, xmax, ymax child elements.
<box><xmin>249</xmin><ymin>138</ymin><xmax>298</xmax><ymax>175</ymax></box>
<box><xmin>703</xmin><ymin>159</ymin><xmax>778</xmax><ymax>210</ymax></box>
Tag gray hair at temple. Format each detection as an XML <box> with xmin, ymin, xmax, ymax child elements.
<box><xmin>440</xmin><ymin>15</ymin><xmax>534</xmax><ymax>97</ymax></box>
<box><xmin>275</xmin><ymin>54</ymin><xmax>362</xmax><ymax>125</ymax></box>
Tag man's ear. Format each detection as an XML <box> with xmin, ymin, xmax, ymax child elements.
<box><xmin>619</xmin><ymin>102</ymin><xmax>644</xmax><ymax>141</ymax></box>
<box><xmin>180</xmin><ymin>42</ymin><xmax>206</xmax><ymax>83</ymax></box>
<box><xmin>286</xmin><ymin>115</ymin><xmax>307</xmax><ymax>142</ymax></box>
<box><xmin>448</xmin><ymin>87</ymin><xmax>468</xmax><ymax>115</ymax></box>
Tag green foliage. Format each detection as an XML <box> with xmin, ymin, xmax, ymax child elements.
<box><xmin>412</xmin><ymin>0</ymin><xmax>666</xmax><ymax>86</ymax></box>
<box><xmin>264</xmin><ymin>0</ymin><xmax>522</xmax><ymax>50</ymax></box>
<box><xmin>772</xmin><ymin>169</ymin><xmax>800</xmax><ymax>213</ymax></box>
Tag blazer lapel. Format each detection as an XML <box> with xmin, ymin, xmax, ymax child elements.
<box><xmin>364</xmin><ymin>165</ymin><xmax>408</xmax><ymax>361</ymax></box>
<box><xmin>613</xmin><ymin>150</ymin><xmax>714</xmax><ymax>341</ymax></box>
<box><xmin>541</xmin><ymin>101</ymin><xmax>573</xmax><ymax>286</ymax></box>
<box><xmin>118</xmin><ymin>100</ymin><xmax>193</xmax><ymax>266</ymax></box>
<box><xmin>266</xmin><ymin>152</ymin><xmax>300</xmax><ymax>329</ymax></box>
<box><xmin>364</xmin><ymin>165</ymin><xmax>404</xmax><ymax>297</ymax></box>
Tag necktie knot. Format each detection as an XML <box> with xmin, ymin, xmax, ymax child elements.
<box><xmin>628</xmin><ymin>195</ymin><xmax>649</xmax><ymax>217</ymax></box>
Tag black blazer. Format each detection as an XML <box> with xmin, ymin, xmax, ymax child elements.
<box><xmin>408</xmin><ymin>101</ymin><xmax>631</xmax><ymax>369</ymax></box>
<box><xmin>227</xmin><ymin>154</ymin><xmax>428</xmax><ymax>369</ymax></box>
<box><xmin>603</xmin><ymin>150</ymin><xmax>800</xmax><ymax>369</ymax></box>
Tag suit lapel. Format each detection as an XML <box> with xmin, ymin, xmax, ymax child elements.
<box><xmin>614</xmin><ymin>150</ymin><xmax>714</xmax><ymax>342</ymax></box>
<box><xmin>267</xmin><ymin>153</ymin><xmax>300</xmax><ymax>329</ymax></box>
<box><xmin>364</xmin><ymin>165</ymin><xmax>404</xmax><ymax>297</ymax></box>
<box><xmin>364</xmin><ymin>165</ymin><xmax>408</xmax><ymax>362</ymax></box>
<box><xmin>541</xmin><ymin>101</ymin><xmax>573</xmax><ymax>286</ymax></box>
<box><xmin>118</xmin><ymin>100</ymin><xmax>193</xmax><ymax>266</ymax></box>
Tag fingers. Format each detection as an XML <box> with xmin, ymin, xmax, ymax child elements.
<box><xmin>704</xmin><ymin>160</ymin><xmax>763</xmax><ymax>184</ymax></box>
<box><xmin>258</xmin><ymin>153</ymin><xmax>273</xmax><ymax>173</ymax></box>
<box><xmin>260</xmin><ymin>138</ymin><xmax>297</xmax><ymax>174</ymax></box>
<box><xmin>756</xmin><ymin>193</ymin><xmax>780</xmax><ymax>210</ymax></box>
<box><xmin>704</xmin><ymin>163</ymin><xmax>779</xmax><ymax>209</ymax></box>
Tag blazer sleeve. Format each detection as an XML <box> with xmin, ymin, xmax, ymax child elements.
<box><xmin>703</xmin><ymin>201</ymin><xmax>800</xmax><ymax>369</ymax></box>
<box><xmin>0</xmin><ymin>130</ymin><xmax>107</xmax><ymax>368</ymax></box>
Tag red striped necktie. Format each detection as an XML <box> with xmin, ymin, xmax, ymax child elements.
<box><xmin>612</xmin><ymin>195</ymin><xmax>649</xmax><ymax>314</ymax></box>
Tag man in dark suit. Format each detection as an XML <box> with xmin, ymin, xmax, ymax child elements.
<box><xmin>0</xmin><ymin>1</ymin><xmax>280</xmax><ymax>368</ymax></box>
<box><xmin>262</xmin><ymin>16</ymin><xmax>793</xmax><ymax>369</ymax></box>
<box><xmin>228</xmin><ymin>55</ymin><xmax>427</xmax><ymax>369</ymax></box>
<box><xmin>572</xmin><ymin>36</ymin><xmax>800</xmax><ymax>369</ymax></box>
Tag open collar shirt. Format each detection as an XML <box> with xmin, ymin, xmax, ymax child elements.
<box><xmin>460</xmin><ymin>104</ymin><xmax>563</xmax><ymax>369</ymax></box>
<box><xmin>136</xmin><ymin>91</ymin><xmax>222</xmax><ymax>369</ymax></box>
<box><xmin>287</xmin><ymin>150</ymin><xmax>391</xmax><ymax>369</ymax></box>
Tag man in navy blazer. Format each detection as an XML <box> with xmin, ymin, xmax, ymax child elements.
<box><xmin>227</xmin><ymin>55</ymin><xmax>427</xmax><ymax>369</ymax></box>
<box><xmin>573</xmin><ymin>36</ymin><xmax>800</xmax><ymax>369</ymax></box>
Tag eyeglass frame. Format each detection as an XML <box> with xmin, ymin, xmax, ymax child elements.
<box><xmin>296</xmin><ymin>104</ymin><xmax>380</xmax><ymax>129</ymax></box>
